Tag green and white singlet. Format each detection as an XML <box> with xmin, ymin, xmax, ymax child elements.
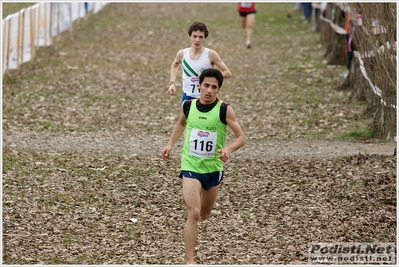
<box><xmin>182</xmin><ymin>48</ymin><xmax>212</xmax><ymax>98</ymax></box>
<box><xmin>181</xmin><ymin>99</ymin><xmax>227</xmax><ymax>174</ymax></box>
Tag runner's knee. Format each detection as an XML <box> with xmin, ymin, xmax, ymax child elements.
<box><xmin>187</xmin><ymin>208</ymin><xmax>201</xmax><ymax>223</ymax></box>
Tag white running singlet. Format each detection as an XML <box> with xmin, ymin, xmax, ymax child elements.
<box><xmin>181</xmin><ymin>48</ymin><xmax>212</xmax><ymax>98</ymax></box>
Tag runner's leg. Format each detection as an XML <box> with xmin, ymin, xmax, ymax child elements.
<box><xmin>240</xmin><ymin>15</ymin><xmax>246</xmax><ymax>29</ymax></box>
<box><xmin>246</xmin><ymin>13</ymin><xmax>255</xmax><ymax>44</ymax></box>
<box><xmin>182</xmin><ymin>177</ymin><xmax>202</xmax><ymax>264</ymax></box>
<box><xmin>200</xmin><ymin>185</ymin><xmax>219</xmax><ymax>220</ymax></box>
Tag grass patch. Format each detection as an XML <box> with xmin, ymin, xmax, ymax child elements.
<box><xmin>341</xmin><ymin>130</ymin><xmax>375</xmax><ymax>140</ymax></box>
<box><xmin>2</xmin><ymin>2</ymin><xmax>35</xmax><ymax>18</ymax></box>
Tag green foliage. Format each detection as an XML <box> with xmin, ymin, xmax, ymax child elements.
<box><xmin>341</xmin><ymin>130</ymin><xmax>375</xmax><ymax>140</ymax></box>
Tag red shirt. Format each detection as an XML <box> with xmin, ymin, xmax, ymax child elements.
<box><xmin>238</xmin><ymin>2</ymin><xmax>256</xmax><ymax>13</ymax></box>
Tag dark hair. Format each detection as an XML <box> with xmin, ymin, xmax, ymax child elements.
<box><xmin>187</xmin><ymin>21</ymin><xmax>209</xmax><ymax>38</ymax></box>
<box><xmin>199</xmin><ymin>68</ymin><xmax>223</xmax><ymax>88</ymax></box>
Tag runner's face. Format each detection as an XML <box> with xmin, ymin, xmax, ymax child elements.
<box><xmin>199</xmin><ymin>77</ymin><xmax>219</xmax><ymax>103</ymax></box>
<box><xmin>190</xmin><ymin>30</ymin><xmax>206</xmax><ymax>48</ymax></box>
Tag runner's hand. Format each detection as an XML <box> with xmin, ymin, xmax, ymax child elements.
<box><xmin>216</xmin><ymin>148</ymin><xmax>229</xmax><ymax>162</ymax></box>
<box><xmin>162</xmin><ymin>146</ymin><xmax>172</xmax><ymax>160</ymax></box>
<box><xmin>167</xmin><ymin>85</ymin><xmax>176</xmax><ymax>95</ymax></box>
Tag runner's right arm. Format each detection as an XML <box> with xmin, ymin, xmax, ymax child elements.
<box><xmin>168</xmin><ymin>49</ymin><xmax>184</xmax><ymax>95</ymax></box>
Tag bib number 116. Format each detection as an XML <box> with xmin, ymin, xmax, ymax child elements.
<box><xmin>193</xmin><ymin>139</ymin><xmax>213</xmax><ymax>152</ymax></box>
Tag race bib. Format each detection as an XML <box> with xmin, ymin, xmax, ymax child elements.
<box><xmin>240</xmin><ymin>2</ymin><xmax>252</xmax><ymax>8</ymax></box>
<box><xmin>184</xmin><ymin>76</ymin><xmax>200</xmax><ymax>97</ymax></box>
<box><xmin>189</xmin><ymin>128</ymin><xmax>217</xmax><ymax>158</ymax></box>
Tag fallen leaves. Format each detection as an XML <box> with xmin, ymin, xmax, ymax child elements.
<box><xmin>2</xmin><ymin>149</ymin><xmax>396</xmax><ymax>264</ymax></box>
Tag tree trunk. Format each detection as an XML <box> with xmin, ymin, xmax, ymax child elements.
<box><xmin>370</xmin><ymin>106</ymin><xmax>397</xmax><ymax>140</ymax></box>
<box><xmin>320</xmin><ymin>3</ymin><xmax>348</xmax><ymax>66</ymax></box>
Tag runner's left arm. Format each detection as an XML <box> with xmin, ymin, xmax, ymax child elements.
<box><xmin>217</xmin><ymin>105</ymin><xmax>245</xmax><ymax>162</ymax></box>
<box><xmin>209</xmin><ymin>50</ymin><xmax>232</xmax><ymax>79</ymax></box>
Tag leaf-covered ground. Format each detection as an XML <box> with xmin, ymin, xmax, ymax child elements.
<box><xmin>2</xmin><ymin>3</ymin><xmax>396</xmax><ymax>265</ymax></box>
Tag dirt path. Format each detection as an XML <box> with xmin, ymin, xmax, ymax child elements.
<box><xmin>3</xmin><ymin>129</ymin><xmax>395</xmax><ymax>159</ymax></box>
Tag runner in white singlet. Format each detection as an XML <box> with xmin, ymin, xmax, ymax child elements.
<box><xmin>167</xmin><ymin>21</ymin><xmax>232</xmax><ymax>103</ymax></box>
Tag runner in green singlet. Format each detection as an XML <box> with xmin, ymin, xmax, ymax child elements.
<box><xmin>162</xmin><ymin>68</ymin><xmax>246</xmax><ymax>264</ymax></box>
